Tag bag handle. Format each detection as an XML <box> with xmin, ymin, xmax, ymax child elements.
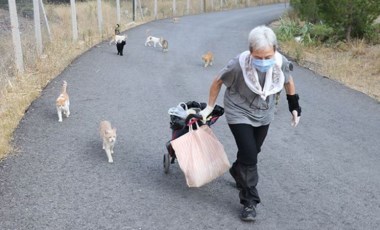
<box><xmin>187</xmin><ymin>113</ymin><xmax>202</xmax><ymax>131</ymax></box>
<box><xmin>188</xmin><ymin>121</ymin><xmax>200</xmax><ymax>132</ymax></box>
<box><xmin>179</xmin><ymin>102</ymin><xmax>188</xmax><ymax>111</ymax></box>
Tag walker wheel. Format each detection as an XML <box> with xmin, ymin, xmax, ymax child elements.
<box><xmin>163</xmin><ymin>153</ymin><xmax>170</xmax><ymax>174</ymax></box>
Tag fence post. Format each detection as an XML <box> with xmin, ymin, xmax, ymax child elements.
<box><xmin>172</xmin><ymin>0</ymin><xmax>176</xmax><ymax>16</ymax></box>
<box><xmin>132</xmin><ymin>0</ymin><xmax>135</xmax><ymax>21</ymax></box>
<box><xmin>70</xmin><ymin>0</ymin><xmax>78</xmax><ymax>41</ymax></box>
<box><xmin>97</xmin><ymin>0</ymin><xmax>103</xmax><ymax>34</ymax></box>
<box><xmin>116</xmin><ymin>0</ymin><xmax>120</xmax><ymax>24</ymax></box>
<box><xmin>39</xmin><ymin>0</ymin><xmax>51</xmax><ymax>42</ymax></box>
<box><xmin>154</xmin><ymin>0</ymin><xmax>157</xmax><ymax>19</ymax></box>
<box><xmin>137</xmin><ymin>0</ymin><xmax>144</xmax><ymax>20</ymax></box>
<box><xmin>33</xmin><ymin>0</ymin><xmax>43</xmax><ymax>56</ymax></box>
<box><xmin>186</xmin><ymin>0</ymin><xmax>190</xmax><ymax>15</ymax></box>
<box><xmin>8</xmin><ymin>0</ymin><xmax>24</xmax><ymax>74</ymax></box>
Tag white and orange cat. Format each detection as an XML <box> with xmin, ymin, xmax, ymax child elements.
<box><xmin>202</xmin><ymin>51</ymin><xmax>214</xmax><ymax>67</ymax></box>
<box><xmin>56</xmin><ymin>80</ymin><xmax>70</xmax><ymax>122</ymax></box>
<box><xmin>99</xmin><ymin>120</ymin><xmax>117</xmax><ymax>163</ymax></box>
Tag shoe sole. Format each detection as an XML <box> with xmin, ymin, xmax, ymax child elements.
<box><xmin>240</xmin><ymin>216</ymin><xmax>256</xmax><ymax>222</ymax></box>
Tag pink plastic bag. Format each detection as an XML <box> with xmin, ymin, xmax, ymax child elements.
<box><xmin>171</xmin><ymin>124</ymin><xmax>230</xmax><ymax>187</ymax></box>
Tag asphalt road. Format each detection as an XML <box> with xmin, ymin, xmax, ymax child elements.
<box><xmin>1</xmin><ymin>4</ymin><xmax>380</xmax><ymax>230</ymax></box>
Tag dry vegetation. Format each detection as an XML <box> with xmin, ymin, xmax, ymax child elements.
<box><xmin>278</xmin><ymin>40</ymin><xmax>380</xmax><ymax>101</ymax></box>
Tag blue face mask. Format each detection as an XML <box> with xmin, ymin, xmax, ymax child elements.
<box><xmin>252</xmin><ymin>58</ymin><xmax>275</xmax><ymax>73</ymax></box>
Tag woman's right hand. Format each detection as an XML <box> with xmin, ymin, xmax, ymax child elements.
<box><xmin>199</xmin><ymin>105</ymin><xmax>215</xmax><ymax>122</ymax></box>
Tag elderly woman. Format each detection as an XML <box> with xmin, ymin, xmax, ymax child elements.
<box><xmin>199</xmin><ymin>25</ymin><xmax>302</xmax><ymax>221</ymax></box>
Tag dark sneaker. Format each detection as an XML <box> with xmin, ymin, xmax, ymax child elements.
<box><xmin>229</xmin><ymin>167</ymin><xmax>242</xmax><ymax>190</ymax></box>
<box><xmin>240</xmin><ymin>205</ymin><xmax>256</xmax><ymax>221</ymax></box>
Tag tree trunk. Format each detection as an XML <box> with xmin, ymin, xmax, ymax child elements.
<box><xmin>346</xmin><ymin>24</ymin><xmax>352</xmax><ymax>43</ymax></box>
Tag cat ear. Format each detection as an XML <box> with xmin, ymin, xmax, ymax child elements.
<box><xmin>113</xmin><ymin>128</ymin><xmax>117</xmax><ymax>132</ymax></box>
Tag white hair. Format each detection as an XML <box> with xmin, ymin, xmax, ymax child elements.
<box><xmin>248</xmin><ymin>25</ymin><xmax>278</xmax><ymax>52</ymax></box>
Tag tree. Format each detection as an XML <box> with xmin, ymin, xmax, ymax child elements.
<box><xmin>291</xmin><ymin>0</ymin><xmax>380</xmax><ymax>41</ymax></box>
<box><xmin>290</xmin><ymin>0</ymin><xmax>319</xmax><ymax>23</ymax></box>
<box><xmin>318</xmin><ymin>0</ymin><xmax>380</xmax><ymax>41</ymax></box>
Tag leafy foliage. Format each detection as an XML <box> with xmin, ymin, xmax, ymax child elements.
<box><xmin>290</xmin><ymin>0</ymin><xmax>380</xmax><ymax>42</ymax></box>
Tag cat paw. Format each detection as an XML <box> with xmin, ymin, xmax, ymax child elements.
<box><xmin>58</xmin><ymin>119</ymin><xmax>62</xmax><ymax>122</ymax></box>
<box><xmin>108</xmin><ymin>159</ymin><xmax>113</xmax><ymax>163</ymax></box>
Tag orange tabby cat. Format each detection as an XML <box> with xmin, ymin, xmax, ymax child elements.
<box><xmin>99</xmin><ymin>121</ymin><xmax>117</xmax><ymax>163</ymax></box>
<box><xmin>56</xmin><ymin>80</ymin><xmax>70</xmax><ymax>122</ymax></box>
<box><xmin>202</xmin><ymin>51</ymin><xmax>214</xmax><ymax>67</ymax></box>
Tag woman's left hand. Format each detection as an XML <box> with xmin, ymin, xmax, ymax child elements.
<box><xmin>291</xmin><ymin>110</ymin><xmax>300</xmax><ymax>127</ymax></box>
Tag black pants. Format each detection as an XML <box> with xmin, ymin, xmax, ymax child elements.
<box><xmin>228</xmin><ymin>123</ymin><xmax>269</xmax><ymax>207</ymax></box>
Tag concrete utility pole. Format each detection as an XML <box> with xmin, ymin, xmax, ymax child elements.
<box><xmin>187</xmin><ymin>0</ymin><xmax>190</xmax><ymax>15</ymax></box>
<box><xmin>173</xmin><ymin>0</ymin><xmax>176</xmax><ymax>16</ymax></box>
<box><xmin>116</xmin><ymin>0</ymin><xmax>120</xmax><ymax>24</ymax></box>
<box><xmin>8</xmin><ymin>0</ymin><xmax>24</xmax><ymax>73</ymax></box>
<box><xmin>97</xmin><ymin>0</ymin><xmax>103</xmax><ymax>34</ymax></box>
<box><xmin>70</xmin><ymin>0</ymin><xmax>78</xmax><ymax>41</ymax></box>
<box><xmin>154</xmin><ymin>0</ymin><xmax>157</xmax><ymax>19</ymax></box>
<box><xmin>33</xmin><ymin>0</ymin><xmax>43</xmax><ymax>55</ymax></box>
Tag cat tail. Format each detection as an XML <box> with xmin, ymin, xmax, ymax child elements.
<box><xmin>62</xmin><ymin>81</ymin><xmax>67</xmax><ymax>94</ymax></box>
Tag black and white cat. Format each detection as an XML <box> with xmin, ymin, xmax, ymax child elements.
<box><xmin>116</xmin><ymin>40</ymin><xmax>126</xmax><ymax>56</ymax></box>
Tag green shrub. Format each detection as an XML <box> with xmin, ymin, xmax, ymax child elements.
<box><xmin>310</xmin><ymin>23</ymin><xmax>334</xmax><ymax>43</ymax></box>
<box><xmin>364</xmin><ymin>23</ymin><xmax>380</xmax><ymax>44</ymax></box>
<box><xmin>291</xmin><ymin>0</ymin><xmax>380</xmax><ymax>42</ymax></box>
<box><xmin>276</xmin><ymin>17</ymin><xmax>301</xmax><ymax>41</ymax></box>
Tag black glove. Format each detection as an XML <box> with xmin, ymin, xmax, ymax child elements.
<box><xmin>286</xmin><ymin>94</ymin><xmax>302</xmax><ymax>117</ymax></box>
